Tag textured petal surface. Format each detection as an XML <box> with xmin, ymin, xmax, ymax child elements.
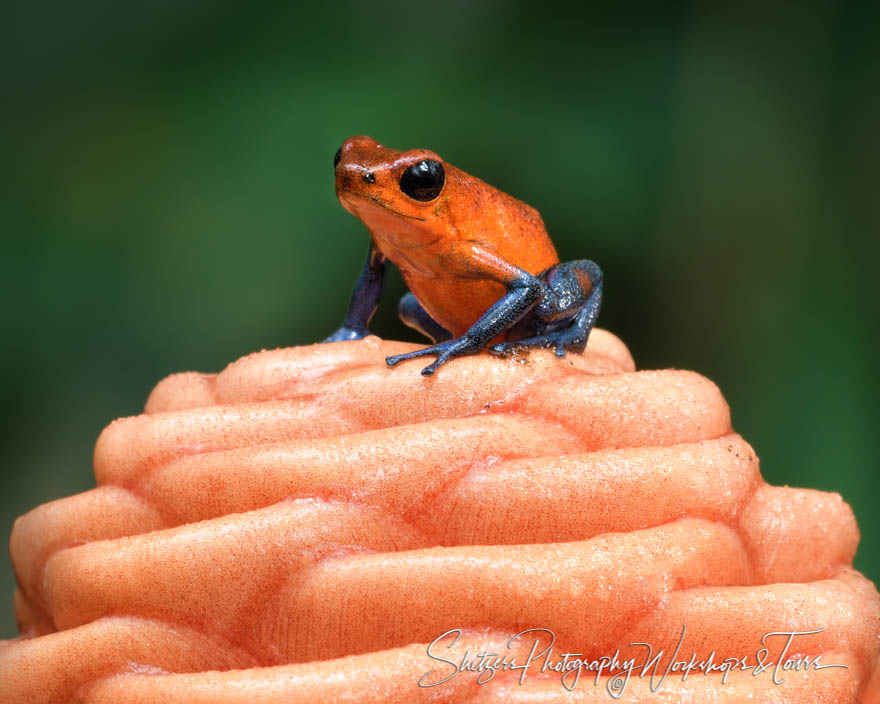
<box><xmin>2</xmin><ymin>330</ymin><xmax>878</xmax><ymax>702</ymax></box>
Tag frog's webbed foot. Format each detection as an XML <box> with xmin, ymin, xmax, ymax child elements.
<box><xmin>323</xmin><ymin>326</ymin><xmax>369</xmax><ymax>343</ymax></box>
<box><xmin>386</xmin><ymin>336</ymin><xmax>483</xmax><ymax>376</ymax></box>
<box><xmin>489</xmin><ymin>327</ymin><xmax>587</xmax><ymax>359</ymax></box>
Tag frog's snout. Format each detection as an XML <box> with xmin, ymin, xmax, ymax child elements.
<box><xmin>333</xmin><ymin>135</ymin><xmax>395</xmax><ymax>197</ymax></box>
<box><xmin>335</xmin><ymin>164</ymin><xmax>375</xmax><ymax>195</ymax></box>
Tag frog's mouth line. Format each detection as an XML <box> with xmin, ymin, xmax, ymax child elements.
<box><xmin>337</xmin><ymin>189</ymin><xmax>427</xmax><ymax>222</ymax></box>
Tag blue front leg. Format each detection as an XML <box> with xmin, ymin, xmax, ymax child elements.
<box><xmin>386</xmin><ymin>272</ymin><xmax>545</xmax><ymax>376</ymax></box>
<box><xmin>323</xmin><ymin>240</ymin><xmax>387</xmax><ymax>342</ymax></box>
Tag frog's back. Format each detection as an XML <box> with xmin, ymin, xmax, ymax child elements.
<box><xmin>446</xmin><ymin>167</ymin><xmax>559</xmax><ymax>273</ymax></box>
<box><xmin>405</xmin><ymin>166</ymin><xmax>560</xmax><ymax>337</ymax></box>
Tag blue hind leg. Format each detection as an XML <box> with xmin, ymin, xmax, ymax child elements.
<box><xmin>490</xmin><ymin>259</ymin><xmax>603</xmax><ymax>357</ymax></box>
<box><xmin>397</xmin><ymin>292</ymin><xmax>452</xmax><ymax>343</ymax></box>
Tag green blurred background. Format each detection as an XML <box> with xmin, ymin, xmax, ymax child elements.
<box><xmin>1</xmin><ymin>2</ymin><xmax>877</xmax><ymax>638</ymax></box>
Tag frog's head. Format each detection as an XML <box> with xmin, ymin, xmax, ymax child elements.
<box><xmin>334</xmin><ymin>135</ymin><xmax>452</xmax><ymax>241</ymax></box>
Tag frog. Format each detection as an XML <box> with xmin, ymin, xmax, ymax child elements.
<box><xmin>323</xmin><ymin>135</ymin><xmax>603</xmax><ymax>376</ymax></box>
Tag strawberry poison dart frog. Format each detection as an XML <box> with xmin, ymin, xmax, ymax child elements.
<box><xmin>324</xmin><ymin>136</ymin><xmax>603</xmax><ymax>376</ymax></box>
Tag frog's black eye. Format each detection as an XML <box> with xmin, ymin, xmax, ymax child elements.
<box><xmin>333</xmin><ymin>147</ymin><xmax>342</xmax><ymax>168</ymax></box>
<box><xmin>399</xmin><ymin>159</ymin><xmax>445</xmax><ymax>201</ymax></box>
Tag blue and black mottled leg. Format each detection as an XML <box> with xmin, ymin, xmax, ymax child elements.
<box><xmin>490</xmin><ymin>260</ymin><xmax>603</xmax><ymax>358</ymax></box>
<box><xmin>398</xmin><ymin>292</ymin><xmax>452</xmax><ymax>343</ymax></box>
<box><xmin>323</xmin><ymin>240</ymin><xmax>387</xmax><ymax>342</ymax></box>
<box><xmin>386</xmin><ymin>271</ymin><xmax>545</xmax><ymax>376</ymax></box>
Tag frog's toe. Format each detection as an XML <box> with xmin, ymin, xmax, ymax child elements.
<box><xmin>387</xmin><ymin>337</ymin><xmax>483</xmax><ymax>373</ymax></box>
<box><xmin>490</xmin><ymin>336</ymin><xmax>554</xmax><ymax>356</ymax></box>
<box><xmin>554</xmin><ymin>329</ymin><xmax>588</xmax><ymax>354</ymax></box>
<box><xmin>386</xmin><ymin>347</ymin><xmax>436</xmax><ymax>367</ymax></box>
<box><xmin>420</xmin><ymin>360</ymin><xmax>443</xmax><ymax>376</ymax></box>
<box><xmin>491</xmin><ymin>329</ymin><xmax>589</xmax><ymax>357</ymax></box>
<box><xmin>418</xmin><ymin>345</ymin><xmax>463</xmax><ymax>376</ymax></box>
<box><xmin>386</xmin><ymin>340</ymin><xmax>456</xmax><ymax>368</ymax></box>
<box><xmin>489</xmin><ymin>341</ymin><xmax>519</xmax><ymax>356</ymax></box>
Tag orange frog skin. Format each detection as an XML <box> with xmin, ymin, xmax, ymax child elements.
<box><xmin>324</xmin><ymin>135</ymin><xmax>603</xmax><ymax>376</ymax></box>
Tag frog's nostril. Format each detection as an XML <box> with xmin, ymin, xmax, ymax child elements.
<box><xmin>363</xmin><ymin>172</ymin><xmax>376</xmax><ymax>184</ymax></box>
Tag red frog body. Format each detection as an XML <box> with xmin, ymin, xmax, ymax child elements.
<box><xmin>325</xmin><ymin>135</ymin><xmax>603</xmax><ymax>376</ymax></box>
